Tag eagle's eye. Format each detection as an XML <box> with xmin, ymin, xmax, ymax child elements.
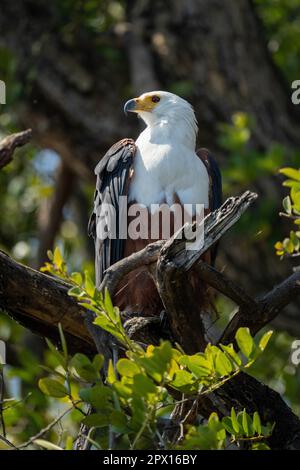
<box><xmin>151</xmin><ymin>95</ymin><xmax>160</xmax><ymax>103</ymax></box>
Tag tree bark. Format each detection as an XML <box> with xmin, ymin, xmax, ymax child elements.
<box><xmin>0</xmin><ymin>130</ymin><xmax>32</xmax><ymax>169</ymax></box>
<box><xmin>0</xmin><ymin>250</ymin><xmax>93</xmax><ymax>355</ymax></box>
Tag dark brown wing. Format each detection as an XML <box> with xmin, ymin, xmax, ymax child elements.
<box><xmin>88</xmin><ymin>138</ymin><xmax>136</xmax><ymax>287</ymax></box>
<box><xmin>197</xmin><ymin>148</ymin><xmax>222</xmax><ymax>264</ymax></box>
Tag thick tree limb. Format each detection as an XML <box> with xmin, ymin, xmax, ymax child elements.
<box><xmin>0</xmin><ymin>129</ymin><xmax>32</xmax><ymax>169</ymax></box>
<box><xmin>0</xmin><ymin>250</ymin><xmax>168</xmax><ymax>354</ymax></box>
<box><xmin>194</xmin><ymin>262</ymin><xmax>258</xmax><ymax>311</ymax></box>
<box><xmin>100</xmin><ymin>240</ymin><xmax>164</xmax><ymax>294</ymax></box>
<box><xmin>158</xmin><ymin>191</ymin><xmax>258</xmax><ymax>272</ymax></box>
<box><xmin>156</xmin><ymin>191</ymin><xmax>258</xmax><ymax>351</ymax></box>
<box><xmin>0</xmin><ymin>250</ymin><xmax>93</xmax><ymax>355</ymax></box>
<box><xmin>199</xmin><ymin>372</ymin><xmax>300</xmax><ymax>450</ymax></box>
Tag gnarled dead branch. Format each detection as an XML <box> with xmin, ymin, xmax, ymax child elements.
<box><xmin>0</xmin><ymin>129</ymin><xmax>32</xmax><ymax>169</ymax></box>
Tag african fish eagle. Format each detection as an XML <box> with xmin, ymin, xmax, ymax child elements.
<box><xmin>88</xmin><ymin>91</ymin><xmax>222</xmax><ymax>319</ymax></box>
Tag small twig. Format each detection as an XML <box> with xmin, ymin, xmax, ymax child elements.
<box><xmin>0</xmin><ymin>433</ymin><xmax>19</xmax><ymax>450</ymax></box>
<box><xmin>18</xmin><ymin>401</ymin><xmax>81</xmax><ymax>449</ymax></box>
<box><xmin>279</xmin><ymin>212</ymin><xmax>300</xmax><ymax>220</ymax></box>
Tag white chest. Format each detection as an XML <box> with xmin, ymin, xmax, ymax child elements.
<box><xmin>128</xmin><ymin>131</ymin><xmax>209</xmax><ymax>211</ymax></box>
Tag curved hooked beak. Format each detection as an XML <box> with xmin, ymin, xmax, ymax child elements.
<box><xmin>124</xmin><ymin>99</ymin><xmax>137</xmax><ymax>115</ymax></box>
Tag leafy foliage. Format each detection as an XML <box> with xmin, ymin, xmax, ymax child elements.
<box><xmin>181</xmin><ymin>409</ymin><xmax>273</xmax><ymax>450</ymax></box>
<box><xmin>255</xmin><ymin>0</ymin><xmax>300</xmax><ymax>82</ymax></box>
<box><xmin>25</xmin><ymin>250</ymin><xmax>274</xmax><ymax>450</ymax></box>
<box><xmin>219</xmin><ymin>112</ymin><xmax>285</xmax><ymax>193</ymax></box>
<box><xmin>275</xmin><ymin>167</ymin><xmax>300</xmax><ymax>257</ymax></box>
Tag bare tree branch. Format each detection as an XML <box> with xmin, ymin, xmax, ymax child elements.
<box><xmin>0</xmin><ymin>250</ymin><xmax>92</xmax><ymax>355</ymax></box>
<box><xmin>193</xmin><ymin>261</ymin><xmax>258</xmax><ymax>311</ymax></box>
<box><xmin>0</xmin><ymin>129</ymin><xmax>32</xmax><ymax>169</ymax></box>
<box><xmin>220</xmin><ymin>269</ymin><xmax>300</xmax><ymax>345</ymax></box>
<box><xmin>156</xmin><ymin>191</ymin><xmax>258</xmax><ymax>352</ymax></box>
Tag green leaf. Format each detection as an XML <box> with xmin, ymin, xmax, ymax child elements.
<box><xmin>215</xmin><ymin>351</ymin><xmax>233</xmax><ymax>376</ymax></box>
<box><xmin>45</xmin><ymin>339</ymin><xmax>66</xmax><ymax>368</ymax></box>
<box><xmin>71</xmin><ymin>272</ymin><xmax>83</xmax><ymax>285</ymax></box>
<box><xmin>53</xmin><ymin>247</ymin><xmax>64</xmax><ymax>270</ymax></box>
<box><xmin>84</xmin><ymin>270</ymin><xmax>95</xmax><ymax>297</ymax></box>
<box><xmin>68</xmin><ymin>286</ymin><xmax>84</xmax><ymax>297</ymax></box>
<box><xmin>71</xmin><ymin>353</ymin><xmax>99</xmax><ymax>382</ymax></box>
<box><xmin>38</xmin><ymin>378</ymin><xmax>68</xmax><ymax>398</ymax></box>
<box><xmin>130</xmin><ymin>396</ymin><xmax>147</xmax><ymax>431</ymax></box>
<box><xmin>58</xmin><ymin>323</ymin><xmax>68</xmax><ymax>359</ymax></box>
<box><xmin>235</xmin><ymin>327</ymin><xmax>254</xmax><ymax>358</ymax></box>
<box><xmin>253</xmin><ymin>411</ymin><xmax>262</xmax><ymax>435</ymax></box>
<box><xmin>258</xmin><ymin>330</ymin><xmax>273</xmax><ymax>352</ymax></box>
<box><xmin>221</xmin><ymin>417</ymin><xmax>235</xmax><ymax>435</ymax></box>
<box><xmin>282</xmin><ymin>196</ymin><xmax>292</xmax><ymax>214</ymax></box>
<box><xmin>283</xmin><ymin>237</ymin><xmax>294</xmax><ymax>254</ymax></box>
<box><xmin>291</xmin><ymin>188</ymin><xmax>300</xmax><ymax>208</ymax></box>
<box><xmin>104</xmin><ymin>288</ymin><xmax>116</xmax><ymax>320</ymax></box>
<box><xmin>79</xmin><ymin>384</ymin><xmax>113</xmax><ymax>409</ymax></box>
<box><xmin>107</xmin><ymin>359</ymin><xmax>117</xmax><ymax>384</ymax></box>
<box><xmin>136</xmin><ymin>342</ymin><xmax>173</xmax><ymax>383</ymax></box>
<box><xmin>92</xmin><ymin>354</ymin><xmax>104</xmax><ymax>372</ymax></box>
<box><xmin>113</xmin><ymin>381</ymin><xmax>133</xmax><ymax>399</ymax></box>
<box><xmin>242</xmin><ymin>409</ymin><xmax>249</xmax><ymax>436</ymax></box>
<box><xmin>133</xmin><ymin>374</ymin><xmax>157</xmax><ymax>398</ymax></box>
<box><xmin>283</xmin><ymin>180</ymin><xmax>300</xmax><ymax>191</ymax></box>
<box><xmin>220</xmin><ymin>344</ymin><xmax>242</xmax><ymax>366</ymax></box>
<box><xmin>65</xmin><ymin>436</ymin><xmax>73</xmax><ymax>451</ymax></box>
<box><xmin>279</xmin><ymin>167</ymin><xmax>300</xmax><ymax>182</ymax></box>
<box><xmin>34</xmin><ymin>439</ymin><xmax>63</xmax><ymax>450</ymax></box>
<box><xmin>252</xmin><ymin>442</ymin><xmax>270</xmax><ymax>450</ymax></box>
<box><xmin>110</xmin><ymin>410</ymin><xmax>128</xmax><ymax>433</ymax></box>
<box><xmin>82</xmin><ymin>413</ymin><xmax>110</xmax><ymax>427</ymax></box>
<box><xmin>170</xmin><ymin>370</ymin><xmax>196</xmax><ymax>391</ymax></box>
<box><xmin>79</xmin><ymin>303</ymin><xmax>100</xmax><ymax>314</ymax></box>
<box><xmin>230</xmin><ymin>407</ymin><xmax>240</xmax><ymax>434</ymax></box>
<box><xmin>180</xmin><ymin>354</ymin><xmax>212</xmax><ymax>377</ymax></box>
<box><xmin>117</xmin><ymin>359</ymin><xmax>140</xmax><ymax>377</ymax></box>
<box><xmin>93</xmin><ymin>314</ymin><xmax>126</xmax><ymax>345</ymax></box>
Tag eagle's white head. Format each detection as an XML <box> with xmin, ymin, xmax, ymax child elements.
<box><xmin>124</xmin><ymin>91</ymin><xmax>198</xmax><ymax>149</ymax></box>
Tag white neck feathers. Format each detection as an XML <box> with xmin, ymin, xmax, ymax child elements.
<box><xmin>138</xmin><ymin>101</ymin><xmax>198</xmax><ymax>150</ymax></box>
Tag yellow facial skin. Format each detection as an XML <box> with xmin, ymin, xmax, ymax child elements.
<box><xmin>124</xmin><ymin>94</ymin><xmax>160</xmax><ymax>113</ymax></box>
<box><xmin>133</xmin><ymin>94</ymin><xmax>160</xmax><ymax>112</ymax></box>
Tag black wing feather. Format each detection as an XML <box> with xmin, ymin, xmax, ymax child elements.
<box><xmin>196</xmin><ymin>148</ymin><xmax>222</xmax><ymax>265</ymax></box>
<box><xmin>88</xmin><ymin>139</ymin><xmax>136</xmax><ymax>288</ymax></box>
